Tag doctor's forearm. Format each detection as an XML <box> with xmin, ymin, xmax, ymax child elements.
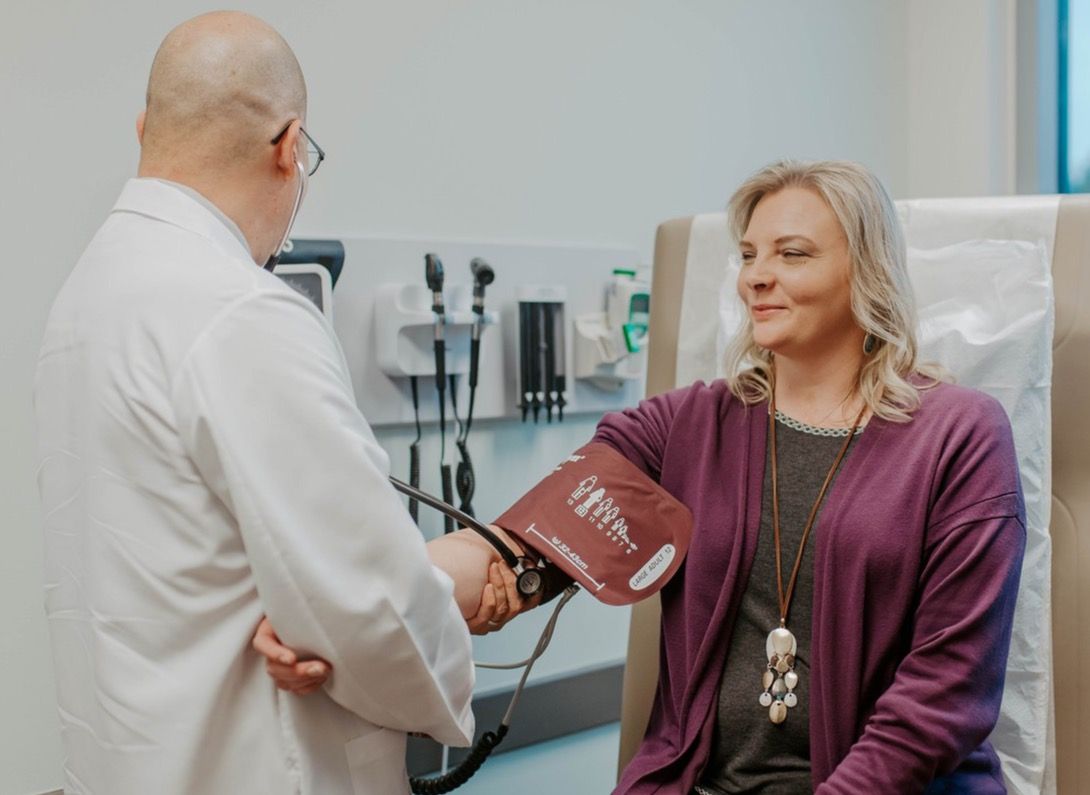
<box><xmin>426</xmin><ymin>528</ymin><xmax>524</xmax><ymax>617</ymax></box>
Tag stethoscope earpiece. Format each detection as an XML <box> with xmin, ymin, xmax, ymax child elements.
<box><xmin>262</xmin><ymin>160</ymin><xmax>308</xmax><ymax>272</ymax></box>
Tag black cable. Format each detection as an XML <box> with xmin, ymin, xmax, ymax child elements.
<box><xmin>553</xmin><ymin>302</ymin><xmax>567</xmax><ymax>422</ymax></box>
<box><xmin>518</xmin><ymin>302</ymin><xmax>531</xmax><ymax>422</ymax></box>
<box><xmin>448</xmin><ymin>375</ymin><xmax>476</xmax><ymax>517</ymax></box>
<box><xmin>425</xmin><ymin>254</ymin><xmax>451</xmax><ymax>534</ymax></box>
<box><xmin>437</xmin><ymin>364</ymin><xmax>451</xmax><ymax>533</ymax></box>
<box><xmin>455</xmin><ymin>441</ymin><xmax>475</xmax><ymax>517</ymax></box>
<box><xmin>408</xmin><ymin>376</ymin><xmax>422</xmax><ymax>524</ymax></box>
<box><xmin>467</xmin><ymin>257</ymin><xmax>492</xmax><ymax>440</ymax></box>
<box><xmin>409</xmin><ymin>726</ymin><xmax>508</xmax><ymax>795</ymax></box>
<box><xmin>438</xmin><ymin>397</ymin><xmax>453</xmax><ymax>534</ymax></box>
<box><xmin>464</xmin><ymin>385</ymin><xmax>477</xmax><ymax>439</ymax></box>
<box><xmin>451</xmin><ymin>258</ymin><xmax>491</xmax><ymax>518</ymax></box>
<box><xmin>529</xmin><ymin>302</ymin><xmax>542</xmax><ymax>422</ymax></box>
<box><xmin>542</xmin><ymin>303</ymin><xmax>556</xmax><ymax>423</ymax></box>
<box><xmin>449</xmin><ymin>374</ymin><xmax>465</xmax><ymax>441</ymax></box>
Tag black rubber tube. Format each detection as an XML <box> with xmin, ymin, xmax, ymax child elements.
<box><xmin>409</xmin><ymin>445</ymin><xmax>421</xmax><ymax>524</ymax></box>
<box><xmin>409</xmin><ymin>725</ymin><xmax>508</xmax><ymax>794</ymax></box>
<box><xmin>440</xmin><ymin>464</ymin><xmax>455</xmax><ymax>534</ymax></box>
<box><xmin>387</xmin><ymin>477</ymin><xmax>521</xmax><ymax>572</ymax></box>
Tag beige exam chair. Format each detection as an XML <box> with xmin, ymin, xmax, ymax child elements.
<box><xmin>617</xmin><ymin>196</ymin><xmax>1090</xmax><ymax>794</ymax></box>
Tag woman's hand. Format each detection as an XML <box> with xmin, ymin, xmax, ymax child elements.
<box><xmin>251</xmin><ymin>617</ymin><xmax>331</xmax><ymax>695</ymax></box>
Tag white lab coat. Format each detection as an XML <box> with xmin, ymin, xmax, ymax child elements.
<box><xmin>34</xmin><ymin>178</ymin><xmax>475</xmax><ymax>795</ymax></box>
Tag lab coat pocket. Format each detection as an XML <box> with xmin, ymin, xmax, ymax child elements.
<box><xmin>345</xmin><ymin>727</ymin><xmax>410</xmax><ymax>795</ymax></box>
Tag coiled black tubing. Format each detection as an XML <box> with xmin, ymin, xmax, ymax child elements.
<box><xmin>409</xmin><ymin>725</ymin><xmax>509</xmax><ymax>794</ymax></box>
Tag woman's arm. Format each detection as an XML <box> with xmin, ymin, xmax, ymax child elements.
<box><xmin>820</xmin><ymin>396</ymin><xmax>1026</xmax><ymax>792</ymax></box>
<box><xmin>592</xmin><ymin>385</ymin><xmax>693</xmax><ymax>479</ymax></box>
<box><xmin>818</xmin><ymin>507</ymin><xmax>1024</xmax><ymax>793</ymax></box>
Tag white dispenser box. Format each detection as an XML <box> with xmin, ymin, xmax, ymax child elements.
<box><xmin>374</xmin><ymin>282</ymin><xmax>498</xmax><ymax>378</ymax></box>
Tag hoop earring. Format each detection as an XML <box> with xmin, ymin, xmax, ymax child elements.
<box><xmin>863</xmin><ymin>333</ymin><xmax>878</xmax><ymax>355</ymax></box>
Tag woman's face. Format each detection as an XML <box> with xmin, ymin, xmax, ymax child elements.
<box><xmin>736</xmin><ymin>186</ymin><xmax>860</xmax><ymax>360</ymax></box>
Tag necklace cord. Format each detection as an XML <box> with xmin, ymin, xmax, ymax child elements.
<box><xmin>769</xmin><ymin>396</ymin><xmax>866</xmax><ymax>622</ymax></box>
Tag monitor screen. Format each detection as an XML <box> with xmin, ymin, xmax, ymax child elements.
<box><xmin>278</xmin><ymin>271</ymin><xmax>326</xmax><ymax>313</ymax></box>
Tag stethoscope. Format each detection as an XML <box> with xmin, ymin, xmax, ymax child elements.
<box><xmin>389</xmin><ymin>477</ymin><xmax>548</xmax><ymax>600</ymax></box>
<box><xmin>263</xmin><ymin>160</ymin><xmax>307</xmax><ymax>272</ymax></box>
<box><xmin>387</xmin><ymin>476</ymin><xmax>579</xmax><ymax>794</ymax></box>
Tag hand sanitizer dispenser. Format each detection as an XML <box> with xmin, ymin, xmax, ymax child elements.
<box><xmin>574</xmin><ymin>268</ymin><xmax>650</xmax><ymax>391</ymax></box>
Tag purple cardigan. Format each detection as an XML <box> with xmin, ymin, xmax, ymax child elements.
<box><xmin>597</xmin><ymin>380</ymin><xmax>1025</xmax><ymax>794</ymax></box>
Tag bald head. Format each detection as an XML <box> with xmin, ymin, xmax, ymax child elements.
<box><xmin>141</xmin><ymin>11</ymin><xmax>306</xmax><ymax>171</ymax></box>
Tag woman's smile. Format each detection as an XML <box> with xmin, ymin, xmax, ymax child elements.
<box><xmin>751</xmin><ymin>303</ymin><xmax>787</xmax><ymax>320</ymax></box>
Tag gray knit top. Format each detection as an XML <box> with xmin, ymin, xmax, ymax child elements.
<box><xmin>696</xmin><ymin>412</ymin><xmax>861</xmax><ymax>795</ymax></box>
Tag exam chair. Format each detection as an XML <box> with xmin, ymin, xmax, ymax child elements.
<box><xmin>617</xmin><ymin>196</ymin><xmax>1090</xmax><ymax>795</ymax></box>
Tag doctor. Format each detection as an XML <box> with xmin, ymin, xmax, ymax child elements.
<box><xmin>34</xmin><ymin>11</ymin><xmax>502</xmax><ymax>794</ymax></box>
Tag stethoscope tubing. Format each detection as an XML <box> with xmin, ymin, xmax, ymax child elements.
<box><xmin>388</xmin><ymin>476</ymin><xmax>522</xmax><ymax>572</ymax></box>
<box><xmin>395</xmin><ymin>475</ymin><xmax>579</xmax><ymax>794</ymax></box>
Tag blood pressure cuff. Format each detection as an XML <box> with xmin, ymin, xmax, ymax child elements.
<box><xmin>494</xmin><ymin>443</ymin><xmax>693</xmax><ymax>606</ymax></box>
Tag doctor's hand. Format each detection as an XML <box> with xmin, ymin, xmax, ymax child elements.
<box><xmin>252</xmin><ymin>618</ymin><xmax>331</xmax><ymax>695</ymax></box>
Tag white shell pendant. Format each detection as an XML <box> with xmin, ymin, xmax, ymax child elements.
<box><xmin>769</xmin><ymin>700</ymin><xmax>788</xmax><ymax>724</ymax></box>
<box><xmin>766</xmin><ymin>627</ymin><xmax>797</xmax><ymax>659</ymax></box>
<box><xmin>760</xmin><ymin>626</ymin><xmax>801</xmax><ymax>724</ymax></box>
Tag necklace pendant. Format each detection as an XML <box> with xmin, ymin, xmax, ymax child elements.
<box><xmin>759</xmin><ymin>626</ymin><xmax>800</xmax><ymax>724</ymax></box>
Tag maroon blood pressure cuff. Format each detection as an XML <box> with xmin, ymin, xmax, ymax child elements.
<box><xmin>494</xmin><ymin>442</ymin><xmax>693</xmax><ymax>606</ymax></box>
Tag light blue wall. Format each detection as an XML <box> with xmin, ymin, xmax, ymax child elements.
<box><xmin>431</xmin><ymin>723</ymin><xmax>622</xmax><ymax>795</ymax></box>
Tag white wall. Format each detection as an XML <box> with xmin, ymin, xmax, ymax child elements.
<box><xmin>906</xmin><ymin>0</ymin><xmax>1019</xmax><ymax>197</ymax></box>
<box><xmin>1</xmin><ymin>2</ymin><xmax>959</xmax><ymax>792</ymax></box>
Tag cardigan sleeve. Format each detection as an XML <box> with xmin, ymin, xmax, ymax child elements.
<box><xmin>818</xmin><ymin>398</ymin><xmax>1026</xmax><ymax>793</ymax></box>
<box><xmin>591</xmin><ymin>384</ymin><xmax>696</xmax><ymax>480</ymax></box>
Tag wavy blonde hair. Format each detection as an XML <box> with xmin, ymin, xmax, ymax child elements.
<box><xmin>722</xmin><ymin>159</ymin><xmax>942</xmax><ymax>422</ymax></box>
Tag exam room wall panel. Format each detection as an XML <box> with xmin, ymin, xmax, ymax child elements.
<box><xmin>2</xmin><ymin>1</ymin><xmax>1002</xmax><ymax>792</ymax></box>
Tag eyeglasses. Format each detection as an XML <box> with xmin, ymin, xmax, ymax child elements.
<box><xmin>271</xmin><ymin>122</ymin><xmax>325</xmax><ymax>177</ymax></box>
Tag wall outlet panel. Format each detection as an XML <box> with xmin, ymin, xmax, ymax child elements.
<box><xmin>330</xmin><ymin>237</ymin><xmax>645</xmax><ymax>427</ymax></box>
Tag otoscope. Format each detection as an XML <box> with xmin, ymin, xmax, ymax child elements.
<box><xmin>453</xmin><ymin>258</ymin><xmax>495</xmax><ymax>515</ymax></box>
<box><xmin>425</xmin><ymin>254</ymin><xmax>455</xmax><ymax>533</ymax></box>
<box><xmin>468</xmin><ymin>258</ymin><xmax>495</xmax><ymax>391</ymax></box>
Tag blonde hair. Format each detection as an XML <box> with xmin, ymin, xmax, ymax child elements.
<box><xmin>722</xmin><ymin>159</ymin><xmax>942</xmax><ymax>422</ymax></box>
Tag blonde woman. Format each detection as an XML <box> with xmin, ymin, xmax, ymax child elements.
<box><xmin>603</xmin><ymin>161</ymin><xmax>1024</xmax><ymax>793</ymax></box>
